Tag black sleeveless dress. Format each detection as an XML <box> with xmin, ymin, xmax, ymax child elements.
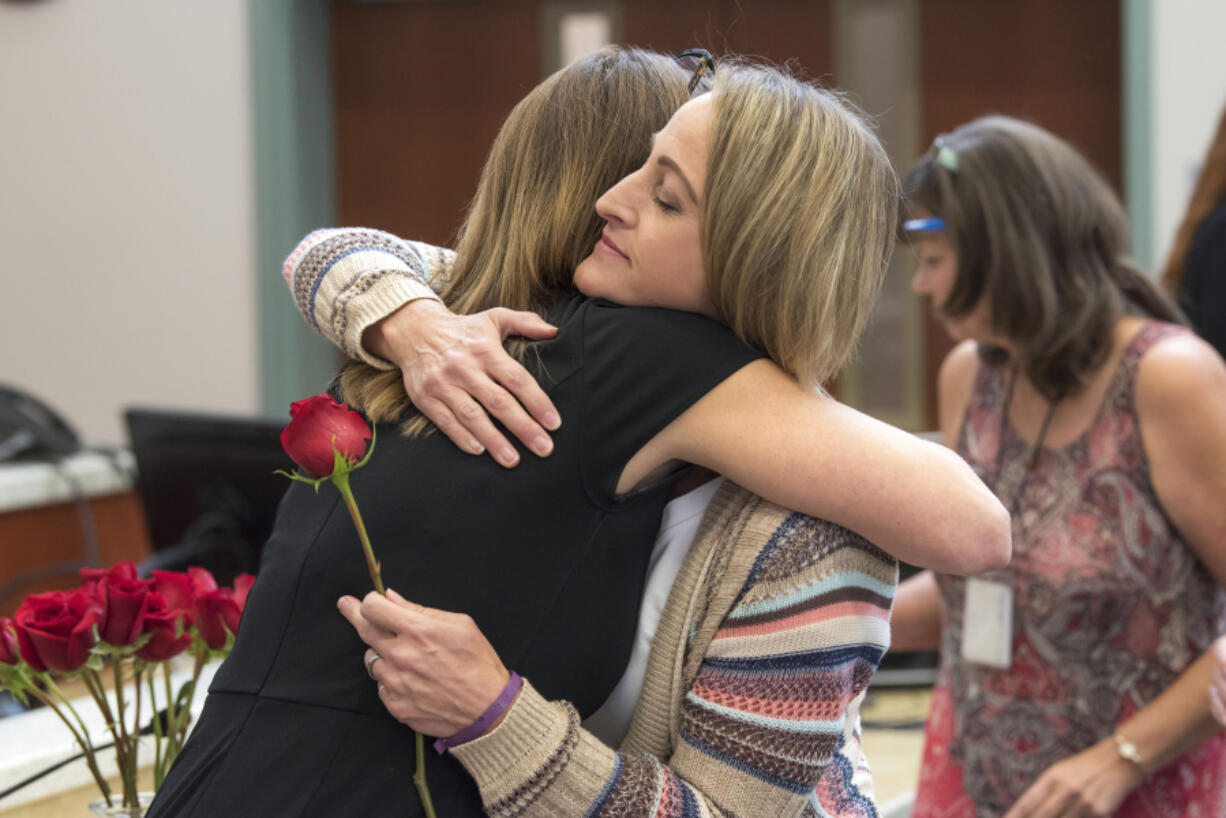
<box><xmin>147</xmin><ymin>296</ymin><xmax>761</xmax><ymax>817</ymax></box>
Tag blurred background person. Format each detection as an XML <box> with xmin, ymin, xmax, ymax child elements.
<box><xmin>1160</xmin><ymin>104</ymin><xmax>1226</xmax><ymax>360</ymax></box>
<box><xmin>893</xmin><ymin>116</ymin><xmax>1226</xmax><ymax>818</ymax></box>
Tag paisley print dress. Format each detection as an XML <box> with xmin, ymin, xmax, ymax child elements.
<box><xmin>912</xmin><ymin>323</ymin><xmax>1226</xmax><ymax>817</ymax></box>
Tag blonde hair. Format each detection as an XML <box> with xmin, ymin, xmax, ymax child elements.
<box><xmin>905</xmin><ymin>115</ymin><xmax>1182</xmax><ymax>400</ymax></box>
<box><xmin>340</xmin><ymin>47</ymin><xmax>701</xmax><ymax>424</ymax></box>
<box><xmin>702</xmin><ymin>63</ymin><xmax>900</xmax><ymax>390</ymax></box>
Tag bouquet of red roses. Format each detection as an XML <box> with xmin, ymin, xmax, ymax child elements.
<box><xmin>0</xmin><ymin>562</ymin><xmax>254</xmax><ymax>811</ymax></box>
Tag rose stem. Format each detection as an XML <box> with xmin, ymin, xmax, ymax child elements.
<box><xmin>331</xmin><ymin>472</ymin><xmax>386</xmax><ymax>595</ymax></box>
<box><xmin>414</xmin><ymin>731</ymin><xmax>437</xmax><ymax>818</ymax></box>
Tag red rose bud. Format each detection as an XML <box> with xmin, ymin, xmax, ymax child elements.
<box><xmin>280</xmin><ymin>394</ymin><xmax>371</xmax><ymax>478</ymax></box>
<box><xmin>0</xmin><ymin>618</ymin><xmax>19</xmax><ymax>665</ymax></box>
<box><xmin>136</xmin><ymin>593</ymin><xmax>195</xmax><ymax>662</ymax></box>
<box><xmin>14</xmin><ymin>590</ymin><xmax>102</xmax><ymax>673</ymax></box>
<box><xmin>149</xmin><ymin>570</ymin><xmax>197</xmax><ymax>615</ymax></box>
<box><xmin>196</xmin><ymin>589</ymin><xmax>242</xmax><ymax>650</ymax></box>
<box><xmin>99</xmin><ymin>575</ymin><xmax>155</xmax><ymax>648</ymax></box>
<box><xmin>232</xmin><ymin>574</ymin><xmax>255</xmax><ymax>613</ymax></box>
<box><xmin>187</xmin><ymin>566</ymin><xmax>219</xmax><ymax>596</ymax></box>
<box><xmin>80</xmin><ymin>560</ymin><xmax>138</xmax><ymax>594</ymax></box>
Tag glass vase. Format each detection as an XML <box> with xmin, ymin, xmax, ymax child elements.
<box><xmin>88</xmin><ymin>793</ymin><xmax>155</xmax><ymax>817</ymax></box>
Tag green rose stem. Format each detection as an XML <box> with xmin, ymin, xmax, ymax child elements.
<box><xmin>330</xmin><ymin>470</ymin><xmax>385</xmax><ymax>595</ymax></box>
<box><xmin>414</xmin><ymin>732</ymin><xmax>437</xmax><ymax>818</ymax></box>
<box><xmin>23</xmin><ymin>679</ymin><xmax>112</xmax><ymax>806</ymax></box>
<box><xmin>148</xmin><ymin>672</ymin><xmax>165</xmax><ymax>788</ymax></box>
<box><xmin>81</xmin><ymin>670</ymin><xmax>127</xmax><ymax>781</ymax></box>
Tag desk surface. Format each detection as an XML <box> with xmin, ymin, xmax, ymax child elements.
<box><xmin>0</xmin><ymin>450</ymin><xmax>135</xmax><ymax>514</ymax></box>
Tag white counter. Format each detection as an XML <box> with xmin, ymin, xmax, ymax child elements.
<box><xmin>0</xmin><ymin>451</ymin><xmax>136</xmax><ymax>515</ymax></box>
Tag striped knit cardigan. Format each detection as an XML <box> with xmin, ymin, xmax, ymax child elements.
<box><xmin>284</xmin><ymin>228</ymin><xmax>899</xmax><ymax>817</ymax></box>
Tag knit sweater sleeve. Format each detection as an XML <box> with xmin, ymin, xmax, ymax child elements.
<box><xmin>449</xmin><ymin>515</ymin><xmax>897</xmax><ymax>818</ymax></box>
<box><xmin>281</xmin><ymin>227</ymin><xmax>455</xmax><ymax>368</ymax></box>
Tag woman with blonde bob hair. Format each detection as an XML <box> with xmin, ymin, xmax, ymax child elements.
<box><xmin>155</xmin><ymin>51</ymin><xmax>1008</xmax><ymax>818</ymax></box>
<box><xmin>893</xmin><ymin>115</ymin><xmax>1226</xmax><ymax>818</ymax></box>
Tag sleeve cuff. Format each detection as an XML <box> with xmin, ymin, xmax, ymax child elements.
<box><xmin>447</xmin><ymin>679</ymin><xmax>570</xmax><ymax>787</ymax></box>
<box><xmin>341</xmin><ymin>278</ymin><xmax>442</xmax><ymax>369</ymax></box>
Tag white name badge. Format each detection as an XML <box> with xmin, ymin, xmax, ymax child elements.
<box><xmin>960</xmin><ymin>578</ymin><xmax>1013</xmax><ymax>669</ymax></box>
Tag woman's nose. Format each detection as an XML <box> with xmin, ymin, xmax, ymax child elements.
<box><xmin>595</xmin><ymin>173</ymin><xmax>640</xmax><ymax>227</ymax></box>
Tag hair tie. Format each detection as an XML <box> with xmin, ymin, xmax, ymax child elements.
<box><xmin>934</xmin><ymin>136</ymin><xmax>959</xmax><ymax>172</ymax></box>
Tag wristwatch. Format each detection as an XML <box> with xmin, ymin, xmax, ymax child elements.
<box><xmin>1114</xmin><ymin>732</ymin><xmax>1147</xmax><ymax>775</ymax></box>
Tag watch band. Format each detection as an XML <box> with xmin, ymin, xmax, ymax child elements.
<box><xmin>1114</xmin><ymin>731</ymin><xmax>1147</xmax><ymax>776</ymax></box>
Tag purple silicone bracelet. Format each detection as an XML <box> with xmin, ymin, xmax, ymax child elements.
<box><xmin>433</xmin><ymin>671</ymin><xmax>522</xmax><ymax>754</ymax></box>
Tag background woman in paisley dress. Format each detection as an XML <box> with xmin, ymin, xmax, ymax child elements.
<box><xmin>891</xmin><ymin>115</ymin><xmax>1226</xmax><ymax>817</ymax></box>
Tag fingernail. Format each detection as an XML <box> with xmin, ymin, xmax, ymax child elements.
<box><xmin>337</xmin><ymin>597</ymin><xmax>351</xmax><ymax>613</ymax></box>
<box><xmin>543</xmin><ymin>412</ymin><xmax>561</xmax><ymax>430</ymax></box>
<box><xmin>531</xmin><ymin>436</ymin><xmax>553</xmax><ymax>457</ymax></box>
<box><xmin>387</xmin><ymin>588</ymin><xmax>405</xmax><ymax>602</ymax></box>
<box><xmin>498</xmin><ymin>447</ymin><xmax>520</xmax><ymax>467</ymax></box>
<box><xmin>468</xmin><ymin>441</ymin><xmax>485</xmax><ymax>456</ymax></box>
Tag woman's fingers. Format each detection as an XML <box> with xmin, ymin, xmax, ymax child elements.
<box><xmin>436</xmin><ymin>384</ymin><xmax>521</xmax><ymax>468</ymax></box>
<box><xmin>336</xmin><ymin>595</ymin><xmax>397</xmax><ymax>649</ymax></box>
<box><xmin>393</xmin><ymin>305</ymin><xmax>561</xmax><ymax>464</ymax></box>
<box><xmin>483</xmin><ymin>308</ymin><xmax>562</xmax><ymax>431</ymax></box>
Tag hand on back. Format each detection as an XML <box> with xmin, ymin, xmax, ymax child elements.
<box><xmin>365</xmin><ymin>299</ymin><xmax>560</xmax><ymax>468</ymax></box>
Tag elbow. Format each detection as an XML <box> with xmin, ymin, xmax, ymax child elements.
<box><xmin>952</xmin><ymin>494</ymin><xmax>1012</xmax><ymax>575</ymax></box>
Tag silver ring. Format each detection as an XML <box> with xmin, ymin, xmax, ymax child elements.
<box><xmin>365</xmin><ymin>652</ymin><xmax>382</xmax><ymax>680</ymax></box>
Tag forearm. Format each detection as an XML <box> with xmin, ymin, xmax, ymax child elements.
<box><xmin>677</xmin><ymin>363</ymin><xmax>1012</xmax><ymax>574</ymax></box>
<box><xmin>282</xmin><ymin>227</ymin><xmax>455</xmax><ymax>366</ymax></box>
<box><xmin>451</xmin><ymin>682</ymin><xmax>781</xmax><ymax>818</ymax></box>
<box><xmin>1117</xmin><ymin>648</ymin><xmax>1222</xmax><ymax>774</ymax></box>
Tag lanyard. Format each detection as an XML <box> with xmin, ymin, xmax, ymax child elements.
<box><xmin>994</xmin><ymin>369</ymin><xmax>1059</xmax><ymax>519</ymax></box>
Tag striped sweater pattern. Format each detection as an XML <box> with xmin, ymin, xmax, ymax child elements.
<box><xmin>282</xmin><ymin>227</ymin><xmax>452</xmax><ymax>368</ymax></box>
<box><xmin>452</xmin><ymin>504</ymin><xmax>897</xmax><ymax>818</ymax></box>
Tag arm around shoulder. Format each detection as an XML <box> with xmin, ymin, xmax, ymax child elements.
<box><xmin>649</xmin><ymin>358</ymin><xmax>1011</xmax><ymax>575</ymax></box>
<box><xmin>281</xmin><ymin>227</ymin><xmax>454</xmax><ymax>366</ymax></box>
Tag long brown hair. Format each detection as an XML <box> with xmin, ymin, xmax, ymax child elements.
<box><xmin>703</xmin><ymin>62</ymin><xmax>900</xmax><ymax>390</ymax></box>
<box><xmin>905</xmin><ymin>115</ymin><xmax>1183</xmax><ymax>401</ymax></box>
<box><xmin>340</xmin><ymin>47</ymin><xmax>702</xmax><ymax>424</ymax></box>
<box><xmin>1161</xmin><ymin>105</ymin><xmax>1226</xmax><ymax>291</ymax></box>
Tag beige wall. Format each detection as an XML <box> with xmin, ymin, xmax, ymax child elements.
<box><xmin>0</xmin><ymin>1</ymin><xmax>258</xmax><ymax>445</ymax></box>
<box><xmin>1149</xmin><ymin>0</ymin><xmax>1226</xmax><ymax>269</ymax></box>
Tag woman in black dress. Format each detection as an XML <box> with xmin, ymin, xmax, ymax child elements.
<box><xmin>149</xmin><ymin>51</ymin><xmax>1008</xmax><ymax>817</ymax></box>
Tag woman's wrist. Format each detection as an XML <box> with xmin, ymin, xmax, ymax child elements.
<box><xmin>434</xmin><ymin>669</ymin><xmax>522</xmax><ymax>754</ymax></box>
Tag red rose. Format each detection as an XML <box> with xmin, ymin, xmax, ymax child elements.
<box><xmin>280</xmin><ymin>394</ymin><xmax>371</xmax><ymax>478</ymax></box>
<box><xmin>136</xmin><ymin>593</ymin><xmax>195</xmax><ymax>662</ymax></box>
<box><xmin>85</xmin><ymin>561</ymin><xmax>154</xmax><ymax>647</ymax></box>
<box><xmin>14</xmin><ymin>590</ymin><xmax>102</xmax><ymax>672</ymax></box>
<box><xmin>196</xmin><ymin>589</ymin><xmax>242</xmax><ymax>650</ymax></box>
<box><xmin>0</xmin><ymin>618</ymin><xmax>18</xmax><ymax>665</ymax></box>
<box><xmin>232</xmin><ymin>574</ymin><xmax>255</xmax><ymax>612</ymax></box>
<box><xmin>149</xmin><ymin>570</ymin><xmax>197</xmax><ymax>615</ymax></box>
<box><xmin>80</xmin><ymin>560</ymin><xmax>138</xmax><ymax>595</ymax></box>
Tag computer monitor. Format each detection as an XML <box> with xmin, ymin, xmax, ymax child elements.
<box><xmin>124</xmin><ymin>407</ymin><xmax>292</xmax><ymax>585</ymax></box>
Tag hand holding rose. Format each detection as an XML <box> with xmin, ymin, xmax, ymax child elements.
<box><xmin>337</xmin><ymin>589</ymin><xmax>512</xmax><ymax>741</ymax></box>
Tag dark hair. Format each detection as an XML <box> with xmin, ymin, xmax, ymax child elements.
<box><xmin>905</xmin><ymin>115</ymin><xmax>1183</xmax><ymax>400</ymax></box>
